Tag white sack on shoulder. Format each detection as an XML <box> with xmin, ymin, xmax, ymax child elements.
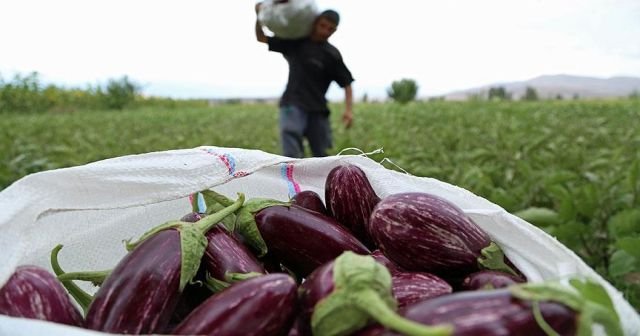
<box><xmin>0</xmin><ymin>146</ymin><xmax>638</xmax><ymax>335</ymax></box>
<box><xmin>258</xmin><ymin>0</ymin><xmax>318</xmax><ymax>39</ymax></box>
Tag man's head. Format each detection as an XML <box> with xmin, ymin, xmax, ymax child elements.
<box><xmin>310</xmin><ymin>9</ymin><xmax>339</xmax><ymax>42</ymax></box>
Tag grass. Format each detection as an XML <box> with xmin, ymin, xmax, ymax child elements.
<box><xmin>1</xmin><ymin>99</ymin><xmax>639</xmax><ymax>307</ymax></box>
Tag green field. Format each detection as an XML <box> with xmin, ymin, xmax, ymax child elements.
<box><xmin>2</xmin><ymin>100</ymin><xmax>640</xmax><ymax>307</ymax></box>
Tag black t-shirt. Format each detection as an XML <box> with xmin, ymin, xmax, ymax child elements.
<box><xmin>268</xmin><ymin>36</ymin><xmax>354</xmax><ymax>115</ymax></box>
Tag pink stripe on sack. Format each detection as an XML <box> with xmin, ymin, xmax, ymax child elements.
<box><xmin>281</xmin><ymin>163</ymin><xmax>301</xmax><ymax>197</ymax></box>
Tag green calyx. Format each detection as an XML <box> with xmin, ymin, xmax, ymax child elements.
<box><xmin>50</xmin><ymin>244</ymin><xmax>94</xmax><ymax>315</ymax></box>
<box><xmin>200</xmin><ymin>190</ymin><xmax>237</xmax><ymax>231</ymax></box>
<box><xmin>123</xmin><ymin>192</ymin><xmax>245</xmax><ymax>292</ymax></box>
<box><xmin>509</xmin><ymin>278</ymin><xmax>623</xmax><ymax>336</ymax></box>
<box><xmin>477</xmin><ymin>242</ymin><xmax>519</xmax><ymax>276</ymax></box>
<box><xmin>203</xmin><ymin>189</ymin><xmax>288</xmax><ymax>257</ymax></box>
<box><xmin>177</xmin><ymin>192</ymin><xmax>245</xmax><ymax>292</ymax></box>
<box><xmin>312</xmin><ymin>252</ymin><xmax>453</xmax><ymax>336</ymax></box>
<box><xmin>204</xmin><ymin>271</ymin><xmax>263</xmax><ymax>293</ymax></box>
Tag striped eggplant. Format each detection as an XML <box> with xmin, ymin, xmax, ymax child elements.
<box><xmin>78</xmin><ymin>194</ymin><xmax>245</xmax><ymax>334</ymax></box>
<box><xmin>391</xmin><ymin>272</ymin><xmax>452</xmax><ymax>308</ymax></box>
<box><xmin>254</xmin><ymin>204</ymin><xmax>370</xmax><ymax>276</ymax></box>
<box><xmin>461</xmin><ymin>270</ymin><xmax>525</xmax><ymax>291</ymax></box>
<box><xmin>368</xmin><ymin>192</ymin><xmax>520</xmax><ymax>281</ymax></box>
<box><xmin>403</xmin><ymin>289</ymin><xmax>578</xmax><ymax>336</ymax></box>
<box><xmin>355</xmin><ymin>279</ymin><xmax>623</xmax><ymax>336</ymax></box>
<box><xmin>370</xmin><ymin>250</ymin><xmax>452</xmax><ymax>308</ymax></box>
<box><xmin>298</xmin><ymin>252</ymin><xmax>452</xmax><ymax>336</ymax></box>
<box><xmin>201</xmin><ymin>224</ymin><xmax>265</xmax><ymax>290</ymax></box>
<box><xmin>0</xmin><ymin>265</ymin><xmax>83</xmax><ymax>327</ymax></box>
<box><xmin>292</xmin><ymin>190</ymin><xmax>329</xmax><ymax>215</ymax></box>
<box><xmin>85</xmin><ymin>229</ymin><xmax>183</xmax><ymax>333</ymax></box>
<box><xmin>172</xmin><ymin>273</ymin><xmax>298</xmax><ymax>336</ymax></box>
<box><xmin>325</xmin><ymin>164</ymin><xmax>380</xmax><ymax>248</ymax></box>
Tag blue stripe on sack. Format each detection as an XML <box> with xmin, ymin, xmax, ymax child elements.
<box><xmin>197</xmin><ymin>192</ymin><xmax>207</xmax><ymax>213</ymax></box>
<box><xmin>225</xmin><ymin>154</ymin><xmax>237</xmax><ymax>175</ymax></box>
<box><xmin>281</xmin><ymin>163</ymin><xmax>296</xmax><ymax>198</ymax></box>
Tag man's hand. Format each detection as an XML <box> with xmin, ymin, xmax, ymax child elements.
<box><xmin>343</xmin><ymin>85</ymin><xmax>353</xmax><ymax>129</ymax></box>
<box><xmin>255</xmin><ymin>2</ymin><xmax>267</xmax><ymax>43</ymax></box>
<box><xmin>342</xmin><ymin>109</ymin><xmax>353</xmax><ymax>129</ymax></box>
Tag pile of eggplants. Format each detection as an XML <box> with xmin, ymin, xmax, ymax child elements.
<box><xmin>0</xmin><ymin>163</ymin><xmax>624</xmax><ymax>335</ymax></box>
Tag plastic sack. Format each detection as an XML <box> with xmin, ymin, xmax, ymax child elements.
<box><xmin>258</xmin><ymin>0</ymin><xmax>318</xmax><ymax>39</ymax></box>
<box><xmin>0</xmin><ymin>146</ymin><xmax>638</xmax><ymax>335</ymax></box>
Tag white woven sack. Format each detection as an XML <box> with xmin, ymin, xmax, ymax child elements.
<box><xmin>258</xmin><ymin>0</ymin><xmax>318</xmax><ymax>39</ymax></box>
<box><xmin>0</xmin><ymin>146</ymin><xmax>638</xmax><ymax>335</ymax></box>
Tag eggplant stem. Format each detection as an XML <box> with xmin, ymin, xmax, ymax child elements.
<box><xmin>205</xmin><ymin>272</ymin><xmax>230</xmax><ymax>293</ymax></box>
<box><xmin>532</xmin><ymin>300</ymin><xmax>561</xmax><ymax>336</ymax></box>
<box><xmin>354</xmin><ymin>289</ymin><xmax>453</xmax><ymax>336</ymax></box>
<box><xmin>57</xmin><ymin>270</ymin><xmax>111</xmax><ymax>286</ymax></box>
<box><xmin>50</xmin><ymin>244</ymin><xmax>94</xmax><ymax>315</ymax></box>
<box><xmin>224</xmin><ymin>271</ymin><xmax>263</xmax><ymax>283</ymax></box>
<box><xmin>196</xmin><ymin>193</ymin><xmax>245</xmax><ymax>233</ymax></box>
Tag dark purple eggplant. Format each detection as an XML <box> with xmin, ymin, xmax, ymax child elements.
<box><xmin>391</xmin><ymin>272</ymin><xmax>452</xmax><ymax>308</ymax></box>
<box><xmin>292</xmin><ymin>190</ymin><xmax>329</xmax><ymax>215</ymax></box>
<box><xmin>368</xmin><ymin>192</ymin><xmax>520</xmax><ymax>280</ymax></box>
<box><xmin>202</xmin><ymin>224</ymin><xmax>265</xmax><ymax>290</ymax></box>
<box><xmin>85</xmin><ymin>229</ymin><xmax>183</xmax><ymax>333</ymax></box>
<box><xmin>401</xmin><ymin>289</ymin><xmax>577</xmax><ymax>336</ymax></box>
<box><xmin>461</xmin><ymin>270</ymin><xmax>525</xmax><ymax>290</ymax></box>
<box><xmin>78</xmin><ymin>194</ymin><xmax>245</xmax><ymax>334</ymax></box>
<box><xmin>203</xmin><ymin>225</ymin><xmax>264</xmax><ymax>280</ymax></box>
<box><xmin>298</xmin><ymin>251</ymin><xmax>452</xmax><ymax>336</ymax></box>
<box><xmin>355</xmin><ymin>279</ymin><xmax>623</xmax><ymax>336</ymax></box>
<box><xmin>325</xmin><ymin>164</ymin><xmax>380</xmax><ymax>248</ymax></box>
<box><xmin>172</xmin><ymin>273</ymin><xmax>298</xmax><ymax>336</ymax></box>
<box><xmin>0</xmin><ymin>265</ymin><xmax>83</xmax><ymax>327</ymax></box>
<box><xmin>180</xmin><ymin>212</ymin><xmax>206</xmax><ymax>223</ymax></box>
<box><xmin>255</xmin><ymin>204</ymin><xmax>370</xmax><ymax>276</ymax></box>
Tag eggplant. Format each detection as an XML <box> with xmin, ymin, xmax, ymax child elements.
<box><xmin>172</xmin><ymin>273</ymin><xmax>298</xmax><ymax>336</ymax></box>
<box><xmin>391</xmin><ymin>272</ymin><xmax>452</xmax><ymax>308</ymax></box>
<box><xmin>0</xmin><ymin>265</ymin><xmax>83</xmax><ymax>327</ymax></box>
<box><xmin>356</xmin><ymin>279</ymin><xmax>623</xmax><ymax>336</ymax></box>
<box><xmin>292</xmin><ymin>190</ymin><xmax>329</xmax><ymax>215</ymax></box>
<box><xmin>325</xmin><ymin>164</ymin><xmax>380</xmax><ymax>248</ymax></box>
<box><xmin>201</xmin><ymin>224</ymin><xmax>265</xmax><ymax>290</ymax></box>
<box><xmin>370</xmin><ymin>250</ymin><xmax>452</xmax><ymax>308</ymax></box>
<box><xmin>180</xmin><ymin>212</ymin><xmax>206</xmax><ymax>223</ymax></box>
<box><xmin>203</xmin><ymin>225</ymin><xmax>264</xmax><ymax>279</ymax></box>
<box><xmin>461</xmin><ymin>270</ymin><xmax>525</xmax><ymax>290</ymax></box>
<box><xmin>298</xmin><ymin>251</ymin><xmax>452</xmax><ymax>336</ymax></box>
<box><xmin>255</xmin><ymin>205</ymin><xmax>370</xmax><ymax>276</ymax></box>
<box><xmin>76</xmin><ymin>194</ymin><xmax>245</xmax><ymax>334</ymax></box>
<box><xmin>368</xmin><ymin>192</ymin><xmax>520</xmax><ymax>280</ymax></box>
<box><xmin>370</xmin><ymin>249</ymin><xmax>405</xmax><ymax>274</ymax></box>
<box><xmin>402</xmin><ymin>289</ymin><xmax>579</xmax><ymax>336</ymax></box>
<box><xmin>84</xmin><ymin>229</ymin><xmax>182</xmax><ymax>333</ymax></box>
<box><xmin>166</xmin><ymin>277</ymin><xmax>213</xmax><ymax>332</ymax></box>
<box><xmin>156</xmin><ymin>210</ymin><xmax>264</xmax><ymax>328</ymax></box>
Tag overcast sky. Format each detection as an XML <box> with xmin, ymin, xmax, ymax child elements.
<box><xmin>2</xmin><ymin>0</ymin><xmax>639</xmax><ymax>100</ymax></box>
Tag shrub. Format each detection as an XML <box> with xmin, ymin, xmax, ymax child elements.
<box><xmin>387</xmin><ymin>79</ymin><xmax>418</xmax><ymax>104</ymax></box>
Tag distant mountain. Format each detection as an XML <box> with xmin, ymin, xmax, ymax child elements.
<box><xmin>442</xmin><ymin>74</ymin><xmax>640</xmax><ymax>100</ymax></box>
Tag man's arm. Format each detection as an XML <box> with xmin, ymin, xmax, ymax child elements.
<box><xmin>255</xmin><ymin>3</ymin><xmax>268</xmax><ymax>43</ymax></box>
<box><xmin>342</xmin><ymin>85</ymin><xmax>353</xmax><ymax>129</ymax></box>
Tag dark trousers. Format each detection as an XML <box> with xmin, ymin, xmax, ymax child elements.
<box><xmin>279</xmin><ymin>105</ymin><xmax>332</xmax><ymax>158</ymax></box>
